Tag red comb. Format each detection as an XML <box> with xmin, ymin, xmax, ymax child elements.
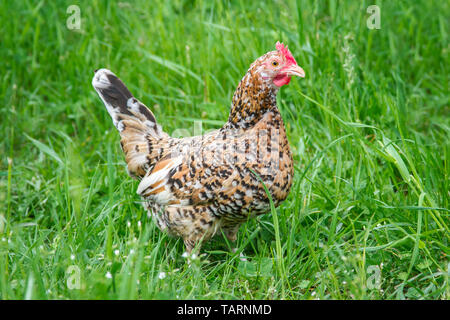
<box><xmin>276</xmin><ymin>41</ymin><xmax>297</xmax><ymax>65</ymax></box>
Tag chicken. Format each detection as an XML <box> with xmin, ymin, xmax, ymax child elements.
<box><xmin>92</xmin><ymin>42</ymin><xmax>305</xmax><ymax>252</ymax></box>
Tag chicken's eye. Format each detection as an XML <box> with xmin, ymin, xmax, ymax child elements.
<box><xmin>272</xmin><ymin>61</ymin><xmax>279</xmax><ymax>67</ymax></box>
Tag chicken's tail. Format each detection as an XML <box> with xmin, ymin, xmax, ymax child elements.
<box><xmin>92</xmin><ymin>68</ymin><xmax>168</xmax><ymax>178</ymax></box>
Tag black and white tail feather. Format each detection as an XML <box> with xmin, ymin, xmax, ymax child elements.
<box><xmin>92</xmin><ymin>69</ymin><xmax>168</xmax><ymax>178</ymax></box>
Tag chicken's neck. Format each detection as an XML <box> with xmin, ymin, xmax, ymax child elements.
<box><xmin>224</xmin><ymin>71</ymin><xmax>279</xmax><ymax>130</ymax></box>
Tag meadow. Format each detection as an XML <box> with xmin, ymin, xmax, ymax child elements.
<box><xmin>0</xmin><ymin>0</ymin><xmax>448</xmax><ymax>299</ymax></box>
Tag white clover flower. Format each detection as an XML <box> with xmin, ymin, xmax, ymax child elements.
<box><xmin>105</xmin><ymin>272</ymin><xmax>112</xmax><ymax>279</ymax></box>
<box><xmin>114</xmin><ymin>249</ymin><xmax>120</xmax><ymax>256</ymax></box>
<box><xmin>158</xmin><ymin>272</ymin><xmax>166</xmax><ymax>280</ymax></box>
<box><xmin>70</xmin><ymin>254</ymin><xmax>75</xmax><ymax>261</ymax></box>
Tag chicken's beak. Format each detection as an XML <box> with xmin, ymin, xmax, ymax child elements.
<box><xmin>285</xmin><ymin>65</ymin><xmax>305</xmax><ymax>78</ymax></box>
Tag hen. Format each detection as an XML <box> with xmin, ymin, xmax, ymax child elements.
<box><xmin>92</xmin><ymin>42</ymin><xmax>305</xmax><ymax>252</ymax></box>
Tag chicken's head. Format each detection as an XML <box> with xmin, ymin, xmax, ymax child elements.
<box><xmin>227</xmin><ymin>42</ymin><xmax>305</xmax><ymax>128</ymax></box>
<box><xmin>255</xmin><ymin>42</ymin><xmax>305</xmax><ymax>87</ymax></box>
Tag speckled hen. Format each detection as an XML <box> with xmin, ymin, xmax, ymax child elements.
<box><xmin>92</xmin><ymin>42</ymin><xmax>305</xmax><ymax>252</ymax></box>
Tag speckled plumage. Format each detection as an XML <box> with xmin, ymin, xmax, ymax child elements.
<box><xmin>92</xmin><ymin>43</ymin><xmax>305</xmax><ymax>252</ymax></box>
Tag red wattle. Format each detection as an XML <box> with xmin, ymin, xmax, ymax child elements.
<box><xmin>273</xmin><ymin>75</ymin><xmax>291</xmax><ymax>87</ymax></box>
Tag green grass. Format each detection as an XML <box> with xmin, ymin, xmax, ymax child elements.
<box><xmin>0</xmin><ymin>0</ymin><xmax>448</xmax><ymax>299</ymax></box>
